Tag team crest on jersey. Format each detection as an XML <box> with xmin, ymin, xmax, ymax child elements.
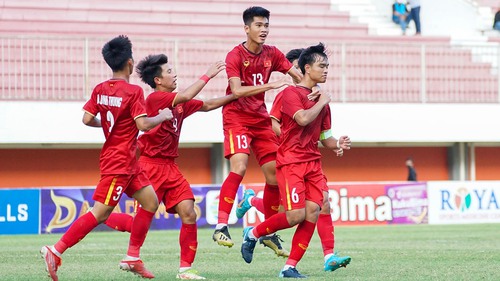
<box><xmin>177</xmin><ymin>106</ymin><xmax>183</xmax><ymax>114</ymax></box>
<box><xmin>243</xmin><ymin>60</ymin><xmax>250</xmax><ymax>67</ymax></box>
<box><xmin>264</xmin><ymin>60</ymin><xmax>272</xmax><ymax>67</ymax></box>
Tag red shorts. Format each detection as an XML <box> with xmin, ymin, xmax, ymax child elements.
<box><xmin>277</xmin><ymin>160</ymin><xmax>325</xmax><ymax>211</ymax></box>
<box><xmin>223</xmin><ymin>121</ymin><xmax>279</xmax><ymax>166</ymax></box>
<box><xmin>93</xmin><ymin>170</ymin><xmax>151</xmax><ymax>207</ymax></box>
<box><xmin>139</xmin><ymin>156</ymin><xmax>194</xmax><ymax>214</ymax></box>
<box><xmin>322</xmin><ymin>174</ymin><xmax>329</xmax><ymax>192</ymax></box>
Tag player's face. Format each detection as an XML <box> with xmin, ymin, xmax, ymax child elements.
<box><xmin>158</xmin><ymin>63</ymin><xmax>177</xmax><ymax>91</ymax></box>
<box><xmin>245</xmin><ymin>16</ymin><xmax>269</xmax><ymax>44</ymax></box>
<box><xmin>308</xmin><ymin>56</ymin><xmax>329</xmax><ymax>83</ymax></box>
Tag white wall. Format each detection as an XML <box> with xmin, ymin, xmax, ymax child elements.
<box><xmin>2</xmin><ymin>101</ymin><xmax>500</xmax><ymax>147</ymax></box>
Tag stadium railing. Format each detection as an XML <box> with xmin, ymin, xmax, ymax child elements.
<box><xmin>1</xmin><ymin>36</ymin><xmax>499</xmax><ymax>103</ymax></box>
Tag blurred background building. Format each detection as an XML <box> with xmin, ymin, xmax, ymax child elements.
<box><xmin>1</xmin><ymin>0</ymin><xmax>500</xmax><ymax>189</ymax></box>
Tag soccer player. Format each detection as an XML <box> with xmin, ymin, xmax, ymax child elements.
<box><xmin>237</xmin><ymin>48</ymin><xmax>351</xmax><ymax>272</ymax></box>
<box><xmin>40</xmin><ymin>35</ymin><xmax>173</xmax><ymax>281</ymax></box>
<box><xmin>103</xmin><ymin>53</ymin><xmax>233</xmax><ymax>280</ymax></box>
<box><xmin>241</xmin><ymin>43</ymin><xmax>352</xmax><ymax>278</ymax></box>
<box><xmin>213</xmin><ymin>6</ymin><xmax>309</xmax><ymax>254</ymax></box>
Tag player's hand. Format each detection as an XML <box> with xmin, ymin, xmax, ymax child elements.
<box><xmin>158</xmin><ymin>108</ymin><xmax>173</xmax><ymax>121</ymax></box>
<box><xmin>307</xmin><ymin>85</ymin><xmax>322</xmax><ymax>100</ymax></box>
<box><xmin>270</xmin><ymin>77</ymin><xmax>292</xmax><ymax>89</ymax></box>
<box><xmin>338</xmin><ymin>135</ymin><xmax>351</xmax><ymax>150</ymax></box>
<box><xmin>317</xmin><ymin>91</ymin><xmax>331</xmax><ymax>105</ymax></box>
<box><xmin>334</xmin><ymin>148</ymin><xmax>344</xmax><ymax>157</ymax></box>
<box><xmin>205</xmin><ymin>61</ymin><xmax>226</xmax><ymax>78</ymax></box>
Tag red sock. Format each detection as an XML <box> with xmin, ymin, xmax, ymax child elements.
<box><xmin>179</xmin><ymin>223</ymin><xmax>198</xmax><ymax>268</ymax></box>
<box><xmin>127</xmin><ymin>208</ymin><xmax>154</xmax><ymax>258</ymax></box>
<box><xmin>317</xmin><ymin>214</ymin><xmax>334</xmax><ymax>256</ymax></box>
<box><xmin>56</xmin><ymin>211</ymin><xmax>99</xmax><ymax>254</ymax></box>
<box><xmin>251</xmin><ymin>196</ymin><xmax>265</xmax><ymax>214</ymax></box>
<box><xmin>253</xmin><ymin>212</ymin><xmax>291</xmax><ymax>238</ymax></box>
<box><xmin>286</xmin><ymin>220</ymin><xmax>316</xmax><ymax>267</ymax></box>
<box><xmin>218</xmin><ymin>172</ymin><xmax>243</xmax><ymax>224</ymax></box>
<box><xmin>105</xmin><ymin>213</ymin><xmax>133</xmax><ymax>232</ymax></box>
<box><xmin>263</xmin><ymin>183</ymin><xmax>280</xmax><ymax>219</ymax></box>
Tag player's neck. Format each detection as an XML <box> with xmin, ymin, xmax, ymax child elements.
<box><xmin>111</xmin><ymin>71</ymin><xmax>130</xmax><ymax>82</ymax></box>
<box><xmin>157</xmin><ymin>85</ymin><xmax>174</xmax><ymax>93</ymax></box>
<box><xmin>243</xmin><ymin>40</ymin><xmax>263</xmax><ymax>54</ymax></box>
<box><xmin>298</xmin><ymin>78</ymin><xmax>316</xmax><ymax>90</ymax></box>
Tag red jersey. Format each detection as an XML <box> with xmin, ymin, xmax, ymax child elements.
<box><xmin>83</xmin><ymin>79</ymin><xmax>147</xmax><ymax>175</ymax></box>
<box><xmin>269</xmin><ymin>90</ymin><xmax>284</xmax><ymax>122</ymax></box>
<box><xmin>223</xmin><ymin>43</ymin><xmax>293</xmax><ymax>127</ymax></box>
<box><xmin>276</xmin><ymin>85</ymin><xmax>331</xmax><ymax>167</ymax></box>
<box><xmin>138</xmin><ymin>91</ymin><xmax>203</xmax><ymax>159</ymax></box>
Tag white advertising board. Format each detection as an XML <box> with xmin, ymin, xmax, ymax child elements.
<box><xmin>427</xmin><ymin>181</ymin><xmax>500</xmax><ymax>224</ymax></box>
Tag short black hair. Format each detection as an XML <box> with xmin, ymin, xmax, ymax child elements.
<box><xmin>298</xmin><ymin>43</ymin><xmax>327</xmax><ymax>74</ymax></box>
<box><xmin>135</xmin><ymin>54</ymin><xmax>169</xmax><ymax>89</ymax></box>
<box><xmin>243</xmin><ymin>6</ymin><xmax>270</xmax><ymax>25</ymax></box>
<box><xmin>101</xmin><ymin>35</ymin><xmax>133</xmax><ymax>72</ymax></box>
<box><xmin>286</xmin><ymin>48</ymin><xmax>304</xmax><ymax>63</ymax></box>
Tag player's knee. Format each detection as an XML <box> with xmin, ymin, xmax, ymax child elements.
<box><xmin>231</xmin><ymin>163</ymin><xmax>247</xmax><ymax>175</ymax></box>
<box><xmin>286</xmin><ymin>210</ymin><xmax>305</xmax><ymax>226</ymax></box>
<box><xmin>181</xmin><ymin>210</ymin><xmax>197</xmax><ymax>224</ymax></box>
<box><xmin>141</xmin><ymin>198</ymin><xmax>159</xmax><ymax>213</ymax></box>
<box><xmin>320</xmin><ymin>200</ymin><xmax>331</xmax><ymax>214</ymax></box>
<box><xmin>94</xmin><ymin>210</ymin><xmax>112</xmax><ymax>224</ymax></box>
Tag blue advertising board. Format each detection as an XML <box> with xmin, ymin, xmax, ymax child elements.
<box><xmin>40</xmin><ymin>185</ymin><xmax>243</xmax><ymax>234</ymax></box>
<box><xmin>0</xmin><ymin>189</ymin><xmax>40</xmax><ymax>234</ymax></box>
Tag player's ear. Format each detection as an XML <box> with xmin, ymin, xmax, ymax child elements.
<box><xmin>244</xmin><ymin>24</ymin><xmax>250</xmax><ymax>35</ymax></box>
<box><xmin>127</xmin><ymin>58</ymin><xmax>134</xmax><ymax>74</ymax></box>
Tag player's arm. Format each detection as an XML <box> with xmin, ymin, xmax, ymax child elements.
<box><xmin>288</xmin><ymin>67</ymin><xmax>303</xmax><ymax>84</ymax></box>
<box><xmin>271</xmin><ymin>118</ymin><xmax>281</xmax><ymax>136</ymax></box>
<box><xmin>199</xmin><ymin>94</ymin><xmax>237</xmax><ymax>112</ymax></box>
<box><xmin>229</xmin><ymin>76</ymin><xmax>291</xmax><ymax>98</ymax></box>
<box><xmin>173</xmin><ymin>61</ymin><xmax>226</xmax><ymax>106</ymax></box>
<box><xmin>135</xmin><ymin>107</ymin><xmax>173</xmax><ymax>132</ymax></box>
<box><xmin>320</xmin><ymin>134</ymin><xmax>351</xmax><ymax>157</ymax></box>
<box><xmin>293</xmin><ymin>92</ymin><xmax>331</xmax><ymax>126</ymax></box>
<box><xmin>82</xmin><ymin>112</ymin><xmax>102</xmax><ymax>127</ymax></box>
<box><xmin>321</xmin><ymin>135</ymin><xmax>351</xmax><ymax>150</ymax></box>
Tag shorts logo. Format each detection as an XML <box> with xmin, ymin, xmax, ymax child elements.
<box><xmin>271</xmin><ymin>205</ymin><xmax>280</xmax><ymax>211</ymax></box>
<box><xmin>243</xmin><ymin>60</ymin><xmax>250</xmax><ymax>67</ymax></box>
<box><xmin>298</xmin><ymin>243</ymin><xmax>308</xmax><ymax>250</ymax></box>
<box><xmin>224</xmin><ymin>197</ymin><xmax>235</xmax><ymax>204</ymax></box>
<box><xmin>189</xmin><ymin>246</ymin><xmax>197</xmax><ymax>251</ymax></box>
<box><xmin>266</xmin><ymin>227</ymin><xmax>272</xmax><ymax>234</ymax></box>
<box><xmin>264</xmin><ymin>60</ymin><xmax>272</xmax><ymax>67</ymax></box>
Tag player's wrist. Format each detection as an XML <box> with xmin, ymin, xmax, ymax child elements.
<box><xmin>200</xmin><ymin>74</ymin><xmax>210</xmax><ymax>83</ymax></box>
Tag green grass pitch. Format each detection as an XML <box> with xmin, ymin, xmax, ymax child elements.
<box><xmin>1</xmin><ymin>224</ymin><xmax>499</xmax><ymax>280</ymax></box>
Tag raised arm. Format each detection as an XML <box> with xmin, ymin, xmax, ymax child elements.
<box><xmin>288</xmin><ymin>67</ymin><xmax>303</xmax><ymax>84</ymax></box>
<box><xmin>173</xmin><ymin>61</ymin><xmax>226</xmax><ymax>106</ymax></box>
<box><xmin>229</xmin><ymin>76</ymin><xmax>291</xmax><ymax>98</ymax></box>
<box><xmin>199</xmin><ymin>94</ymin><xmax>237</xmax><ymax>112</ymax></box>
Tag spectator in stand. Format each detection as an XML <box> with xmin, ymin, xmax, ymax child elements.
<box><xmin>409</xmin><ymin>0</ymin><xmax>421</xmax><ymax>35</ymax></box>
<box><xmin>494</xmin><ymin>9</ymin><xmax>500</xmax><ymax>31</ymax></box>
<box><xmin>392</xmin><ymin>0</ymin><xmax>411</xmax><ymax>35</ymax></box>
<box><xmin>406</xmin><ymin>157</ymin><xmax>417</xmax><ymax>181</ymax></box>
